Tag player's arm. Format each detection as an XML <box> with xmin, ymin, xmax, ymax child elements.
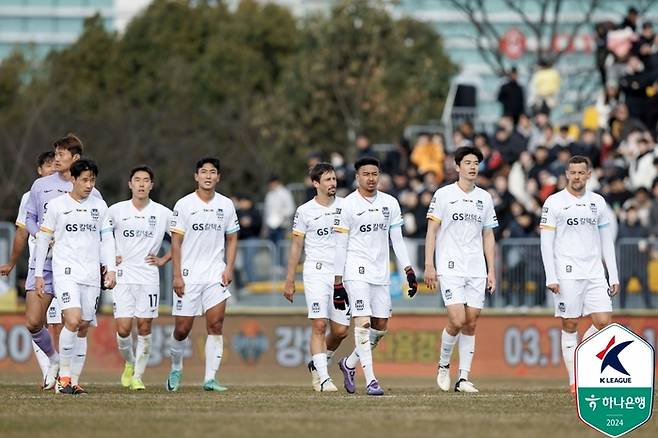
<box><xmin>539</xmin><ymin>201</ymin><xmax>559</xmax><ymax>293</ymax></box>
<box><xmin>0</xmin><ymin>226</ymin><xmax>28</xmax><ymax>276</ymax></box>
<box><xmin>284</xmin><ymin>233</ymin><xmax>304</xmax><ymax>303</ymax></box>
<box><xmin>171</xmin><ymin>231</ymin><xmax>185</xmax><ymax>297</ymax></box>
<box><xmin>483</xmin><ymin>228</ymin><xmax>496</xmax><ymax>293</ymax></box>
<box><xmin>34</xmin><ymin>207</ymin><xmax>56</xmax><ymax>298</ymax></box>
<box><xmin>147</xmin><ymin>208</ymin><xmax>174</xmax><ymax>267</ymax></box>
<box><xmin>25</xmin><ymin>186</ymin><xmax>40</xmax><ymax>237</ymax></box>
<box><xmin>222</xmin><ymin>232</ymin><xmax>238</xmax><ymax>287</ymax></box>
<box><xmin>599</xmin><ymin>223</ymin><xmax>620</xmax><ymax>296</ymax></box>
<box><xmin>424</xmin><ymin>218</ymin><xmax>440</xmax><ymax>290</ymax></box>
<box><xmin>390</xmin><ymin>225</ymin><xmax>417</xmax><ymax>297</ymax></box>
<box><xmin>100</xmin><ymin>209</ymin><xmax>117</xmax><ymax>289</ymax></box>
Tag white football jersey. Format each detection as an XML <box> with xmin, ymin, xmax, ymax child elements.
<box><xmin>334</xmin><ymin>191</ymin><xmax>403</xmax><ymax>285</ymax></box>
<box><xmin>170</xmin><ymin>192</ymin><xmax>239</xmax><ymax>285</ymax></box>
<box><xmin>38</xmin><ymin>194</ymin><xmax>113</xmax><ymax>286</ymax></box>
<box><xmin>426</xmin><ymin>183</ymin><xmax>498</xmax><ymax>278</ymax></box>
<box><xmin>15</xmin><ymin>191</ymin><xmax>36</xmax><ymax>257</ymax></box>
<box><xmin>109</xmin><ymin>200</ymin><xmax>172</xmax><ymax>286</ymax></box>
<box><xmin>292</xmin><ymin>197</ymin><xmax>343</xmax><ymax>274</ymax></box>
<box><xmin>540</xmin><ymin>189</ymin><xmax>610</xmax><ymax>280</ymax></box>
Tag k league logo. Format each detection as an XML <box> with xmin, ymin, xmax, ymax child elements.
<box><xmin>575</xmin><ymin>323</ymin><xmax>655</xmax><ymax>437</ymax></box>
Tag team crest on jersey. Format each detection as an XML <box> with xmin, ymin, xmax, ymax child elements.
<box><xmin>382</xmin><ymin>207</ymin><xmax>390</xmax><ymax>219</ymax></box>
<box><xmin>445</xmin><ymin>289</ymin><xmax>452</xmax><ymax>300</ymax></box>
<box><xmin>217</xmin><ymin>208</ymin><xmax>224</xmax><ymax>221</ymax></box>
<box><xmin>312</xmin><ymin>303</ymin><xmax>320</xmax><ymax>313</ymax></box>
<box><xmin>558</xmin><ymin>302</ymin><xmax>566</xmax><ymax>313</ymax></box>
<box><xmin>176</xmin><ymin>300</ymin><xmax>183</xmax><ymax>311</ymax></box>
<box><xmin>476</xmin><ymin>200</ymin><xmax>484</xmax><ymax>211</ymax></box>
<box><xmin>590</xmin><ymin>203</ymin><xmax>597</xmax><ymax>214</ymax></box>
<box><xmin>91</xmin><ymin>208</ymin><xmax>100</xmax><ymax>221</ymax></box>
<box><xmin>355</xmin><ymin>300</ymin><xmax>364</xmax><ymax>311</ymax></box>
<box><xmin>335</xmin><ymin>208</ymin><xmax>341</xmax><ymax>214</ymax></box>
<box><xmin>149</xmin><ymin>215</ymin><xmax>156</xmax><ymax>227</ymax></box>
<box><xmin>62</xmin><ymin>292</ymin><xmax>70</xmax><ymax>304</ymax></box>
<box><xmin>49</xmin><ymin>306</ymin><xmax>56</xmax><ymax>318</ymax></box>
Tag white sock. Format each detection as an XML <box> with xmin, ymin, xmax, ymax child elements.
<box><xmin>134</xmin><ymin>334</ymin><xmax>152</xmax><ymax>380</ymax></box>
<box><xmin>116</xmin><ymin>334</ymin><xmax>135</xmax><ymax>365</ymax></box>
<box><xmin>345</xmin><ymin>349</ymin><xmax>360</xmax><ymax>369</ymax></box>
<box><xmin>204</xmin><ymin>335</ymin><xmax>223</xmax><ymax>382</ymax></box>
<box><xmin>561</xmin><ymin>330</ymin><xmax>578</xmax><ymax>385</ymax></box>
<box><xmin>583</xmin><ymin>325</ymin><xmax>598</xmax><ymax>340</ymax></box>
<box><xmin>71</xmin><ymin>336</ymin><xmax>87</xmax><ymax>386</ymax></box>
<box><xmin>170</xmin><ymin>336</ymin><xmax>186</xmax><ymax>372</ymax></box>
<box><xmin>355</xmin><ymin>327</ymin><xmax>376</xmax><ymax>384</ymax></box>
<box><xmin>439</xmin><ymin>328</ymin><xmax>459</xmax><ymax>367</ymax></box>
<box><xmin>458</xmin><ymin>334</ymin><xmax>475</xmax><ymax>380</ymax></box>
<box><xmin>369</xmin><ymin>328</ymin><xmax>386</xmax><ymax>349</ymax></box>
<box><xmin>32</xmin><ymin>341</ymin><xmax>49</xmax><ymax>378</ymax></box>
<box><xmin>313</xmin><ymin>353</ymin><xmax>330</xmax><ymax>382</ymax></box>
<box><xmin>58</xmin><ymin>327</ymin><xmax>77</xmax><ymax>379</ymax></box>
<box><xmin>326</xmin><ymin>349</ymin><xmax>335</xmax><ymax>366</ymax></box>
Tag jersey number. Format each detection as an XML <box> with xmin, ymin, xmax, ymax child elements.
<box><xmin>149</xmin><ymin>294</ymin><xmax>158</xmax><ymax>308</ymax></box>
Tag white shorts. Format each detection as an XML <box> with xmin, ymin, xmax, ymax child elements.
<box><xmin>554</xmin><ymin>278</ymin><xmax>612</xmax><ymax>318</ymax></box>
<box><xmin>344</xmin><ymin>281</ymin><xmax>391</xmax><ymax>318</ymax></box>
<box><xmin>113</xmin><ymin>284</ymin><xmax>160</xmax><ymax>319</ymax></box>
<box><xmin>439</xmin><ymin>276</ymin><xmax>487</xmax><ymax>309</ymax></box>
<box><xmin>46</xmin><ymin>297</ymin><xmax>61</xmax><ymax>325</ymax></box>
<box><xmin>303</xmin><ymin>273</ymin><xmax>351</xmax><ymax>326</ymax></box>
<box><xmin>55</xmin><ymin>280</ymin><xmax>101</xmax><ymax>322</ymax></box>
<box><xmin>172</xmin><ymin>283</ymin><xmax>230</xmax><ymax>317</ymax></box>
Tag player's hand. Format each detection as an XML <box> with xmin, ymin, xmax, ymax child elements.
<box><xmin>104</xmin><ymin>271</ymin><xmax>117</xmax><ymax>290</ymax></box>
<box><xmin>486</xmin><ymin>270</ymin><xmax>496</xmax><ymax>294</ymax></box>
<box><xmin>173</xmin><ymin>276</ymin><xmax>185</xmax><ymax>297</ymax></box>
<box><xmin>0</xmin><ymin>263</ymin><xmax>14</xmax><ymax>277</ymax></box>
<box><xmin>547</xmin><ymin>283</ymin><xmax>560</xmax><ymax>294</ymax></box>
<box><xmin>405</xmin><ymin>266</ymin><xmax>418</xmax><ymax>298</ymax></box>
<box><xmin>424</xmin><ymin>265</ymin><xmax>438</xmax><ymax>290</ymax></box>
<box><xmin>608</xmin><ymin>283</ymin><xmax>620</xmax><ymax>297</ymax></box>
<box><xmin>283</xmin><ymin>279</ymin><xmax>295</xmax><ymax>303</ymax></box>
<box><xmin>220</xmin><ymin>269</ymin><xmax>233</xmax><ymax>287</ymax></box>
<box><xmin>145</xmin><ymin>254</ymin><xmax>167</xmax><ymax>267</ymax></box>
<box><xmin>35</xmin><ymin>277</ymin><xmax>45</xmax><ymax>299</ymax></box>
<box><xmin>115</xmin><ymin>256</ymin><xmax>123</xmax><ymax>266</ymax></box>
<box><xmin>333</xmin><ymin>283</ymin><xmax>349</xmax><ymax>310</ymax></box>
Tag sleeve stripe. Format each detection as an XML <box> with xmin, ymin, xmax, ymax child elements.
<box><xmin>171</xmin><ymin>228</ymin><xmax>185</xmax><ymax>235</ymax></box>
<box><xmin>291</xmin><ymin>230</ymin><xmax>305</xmax><ymax>236</ymax></box>
<box><xmin>598</xmin><ymin>223</ymin><xmax>610</xmax><ymax>229</ymax></box>
<box><xmin>39</xmin><ymin>226</ymin><xmax>53</xmax><ymax>234</ymax></box>
<box><xmin>390</xmin><ymin>222</ymin><xmax>403</xmax><ymax>229</ymax></box>
<box><xmin>15</xmin><ymin>221</ymin><xmax>25</xmax><ymax>229</ymax></box>
<box><xmin>540</xmin><ymin>225</ymin><xmax>557</xmax><ymax>230</ymax></box>
<box><xmin>334</xmin><ymin>226</ymin><xmax>349</xmax><ymax>233</ymax></box>
<box><xmin>426</xmin><ymin>214</ymin><xmax>442</xmax><ymax>223</ymax></box>
<box><xmin>226</xmin><ymin>227</ymin><xmax>240</xmax><ymax>234</ymax></box>
<box><xmin>483</xmin><ymin>224</ymin><xmax>498</xmax><ymax>229</ymax></box>
<box><xmin>100</xmin><ymin>228</ymin><xmax>113</xmax><ymax>234</ymax></box>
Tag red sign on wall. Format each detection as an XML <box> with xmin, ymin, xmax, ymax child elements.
<box><xmin>499</xmin><ymin>28</ymin><xmax>527</xmax><ymax>59</ymax></box>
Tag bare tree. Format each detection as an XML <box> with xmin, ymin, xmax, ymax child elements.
<box><xmin>447</xmin><ymin>0</ymin><xmax>603</xmax><ymax>75</ymax></box>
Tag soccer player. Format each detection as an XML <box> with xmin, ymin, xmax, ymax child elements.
<box><xmin>0</xmin><ymin>151</ymin><xmax>59</xmax><ymax>382</ymax></box>
<box><xmin>109</xmin><ymin>165</ymin><xmax>172</xmax><ymax>390</ymax></box>
<box><xmin>283</xmin><ymin>163</ymin><xmax>349</xmax><ymax>392</ymax></box>
<box><xmin>166</xmin><ymin>157</ymin><xmax>239</xmax><ymax>392</ymax></box>
<box><xmin>539</xmin><ymin>155</ymin><xmax>619</xmax><ymax>395</ymax></box>
<box><xmin>424</xmin><ymin>146</ymin><xmax>498</xmax><ymax>393</ymax></box>
<box><xmin>23</xmin><ymin>134</ymin><xmax>102</xmax><ymax>390</ymax></box>
<box><xmin>34</xmin><ymin>159</ymin><xmax>116</xmax><ymax>395</ymax></box>
<box><xmin>334</xmin><ymin>157</ymin><xmax>417</xmax><ymax>396</ymax></box>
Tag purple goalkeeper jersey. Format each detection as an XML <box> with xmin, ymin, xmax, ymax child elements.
<box><xmin>25</xmin><ymin>172</ymin><xmax>102</xmax><ymax>270</ymax></box>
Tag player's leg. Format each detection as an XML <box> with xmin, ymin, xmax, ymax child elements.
<box><xmin>167</xmin><ymin>286</ymin><xmax>200</xmax><ymax>392</ymax></box>
<box><xmin>56</xmin><ymin>281</ymin><xmax>83</xmax><ymax>395</ymax></box>
<box><xmin>555</xmin><ymin>279</ymin><xmax>585</xmax><ymax>394</ymax></box>
<box><xmin>343</xmin><ymin>289</ymin><xmax>389</xmax><ymax>369</ymax></box>
<box><xmin>69</xmin><ymin>284</ymin><xmax>101</xmax><ymax>395</ymax></box>
<box><xmin>436</xmin><ymin>276</ymin><xmax>467</xmax><ymax>391</ymax></box>
<box><xmin>113</xmin><ymin>284</ymin><xmax>136</xmax><ymax>387</ymax></box>
<box><xmin>131</xmin><ymin>316</ymin><xmax>154</xmax><ymax>391</ymax></box>
<box><xmin>326</xmin><ymin>296</ymin><xmax>350</xmax><ymax>366</ymax></box>
<box><xmin>25</xmin><ymin>271</ymin><xmax>59</xmax><ymax>388</ymax></box>
<box><xmin>454</xmin><ymin>277</ymin><xmax>487</xmax><ymax>393</ymax></box>
<box><xmin>309</xmin><ymin>318</ymin><xmax>337</xmax><ymax>391</ymax></box>
<box><xmin>202</xmin><ymin>284</ymin><xmax>230</xmax><ymax>392</ymax></box>
<box><xmin>304</xmin><ymin>274</ymin><xmax>334</xmax><ymax>391</ymax></box>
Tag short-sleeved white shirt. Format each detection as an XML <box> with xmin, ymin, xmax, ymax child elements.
<box><xmin>109</xmin><ymin>199</ymin><xmax>172</xmax><ymax>286</ymax></box>
<box><xmin>426</xmin><ymin>183</ymin><xmax>498</xmax><ymax>278</ymax></box>
<box><xmin>37</xmin><ymin>194</ymin><xmax>113</xmax><ymax>286</ymax></box>
<box><xmin>333</xmin><ymin>191</ymin><xmax>403</xmax><ymax>285</ymax></box>
<box><xmin>292</xmin><ymin>197</ymin><xmax>343</xmax><ymax>274</ymax></box>
<box><xmin>540</xmin><ymin>189</ymin><xmax>609</xmax><ymax>280</ymax></box>
<box><xmin>170</xmin><ymin>192</ymin><xmax>239</xmax><ymax>285</ymax></box>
